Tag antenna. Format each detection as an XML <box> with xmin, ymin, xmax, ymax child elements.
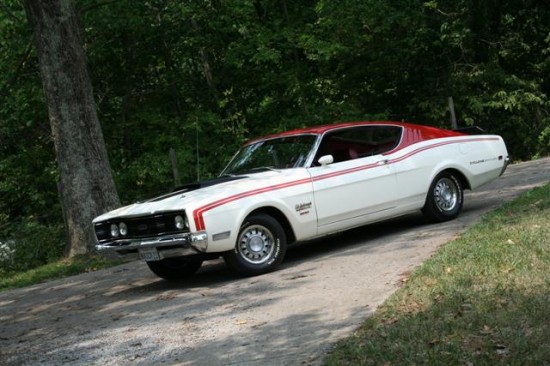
<box><xmin>196</xmin><ymin>120</ymin><xmax>200</xmax><ymax>182</ymax></box>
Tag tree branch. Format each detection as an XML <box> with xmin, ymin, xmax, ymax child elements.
<box><xmin>78</xmin><ymin>0</ymin><xmax>121</xmax><ymax>15</ymax></box>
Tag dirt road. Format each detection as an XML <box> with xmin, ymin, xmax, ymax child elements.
<box><xmin>1</xmin><ymin>158</ymin><xmax>549</xmax><ymax>365</ymax></box>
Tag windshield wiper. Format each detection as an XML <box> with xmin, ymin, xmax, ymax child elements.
<box><xmin>246</xmin><ymin>166</ymin><xmax>281</xmax><ymax>174</ymax></box>
<box><xmin>223</xmin><ymin>166</ymin><xmax>281</xmax><ymax>176</ymax></box>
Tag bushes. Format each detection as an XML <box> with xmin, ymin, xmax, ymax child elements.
<box><xmin>0</xmin><ymin>220</ymin><xmax>65</xmax><ymax>274</ymax></box>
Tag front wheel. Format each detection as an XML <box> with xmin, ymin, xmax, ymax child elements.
<box><xmin>224</xmin><ymin>214</ymin><xmax>287</xmax><ymax>276</ymax></box>
<box><xmin>146</xmin><ymin>257</ymin><xmax>203</xmax><ymax>281</ymax></box>
<box><xmin>422</xmin><ymin>171</ymin><xmax>464</xmax><ymax>222</ymax></box>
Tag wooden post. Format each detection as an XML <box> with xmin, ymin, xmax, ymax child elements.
<box><xmin>169</xmin><ymin>148</ymin><xmax>181</xmax><ymax>187</ymax></box>
<box><xmin>448</xmin><ymin>97</ymin><xmax>458</xmax><ymax>130</ymax></box>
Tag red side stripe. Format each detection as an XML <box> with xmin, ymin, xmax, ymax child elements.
<box><xmin>192</xmin><ymin>137</ymin><xmax>500</xmax><ymax>230</ymax></box>
<box><xmin>193</xmin><ymin>177</ymin><xmax>312</xmax><ymax>230</ymax></box>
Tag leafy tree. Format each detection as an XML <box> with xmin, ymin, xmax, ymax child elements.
<box><xmin>23</xmin><ymin>0</ymin><xmax>120</xmax><ymax>256</ymax></box>
<box><xmin>0</xmin><ymin>0</ymin><xmax>64</xmax><ymax>268</ymax></box>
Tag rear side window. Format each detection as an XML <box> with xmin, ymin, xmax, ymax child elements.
<box><xmin>314</xmin><ymin>125</ymin><xmax>402</xmax><ymax>164</ymax></box>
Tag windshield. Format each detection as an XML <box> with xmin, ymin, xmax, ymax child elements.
<box><xmin>221</xmin><ymin>135</ymin><xmax>318</xmax><ymax>176</ymax></box>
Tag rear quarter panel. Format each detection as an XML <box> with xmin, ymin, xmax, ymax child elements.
<box><xmin>390</xmin><ymin>135</ymin><xmax>507</xmax><ymax>211</ymax></box>
<box><xmin>457</xmin><ymin>136</ymin><xmax>508</xmax><ymax>188</ymax></box>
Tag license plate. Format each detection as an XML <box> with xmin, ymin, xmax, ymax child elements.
<box><xmin>139</xmin><ymin>247</ymin><xmax>160</xmax><ymax>262</ymax></box>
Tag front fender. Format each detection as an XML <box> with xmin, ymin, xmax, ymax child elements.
<box><xmin>199</xmin><ymin>185</ymin><xmax>317</xmax><ymax>253</ymax></box>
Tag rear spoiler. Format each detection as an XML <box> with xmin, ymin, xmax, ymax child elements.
<box><xmin>453</xmin><ymin>126</ymin><xmax>486</xmax><ymax>135</ymax></box>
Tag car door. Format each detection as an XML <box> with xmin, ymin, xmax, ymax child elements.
<box><xmin>307</xmin><ymin>125</ymin><xmax>401</xmax><ymax>234</ymax></box>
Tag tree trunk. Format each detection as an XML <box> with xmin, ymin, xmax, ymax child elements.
<box><xmin>23</xmin><ymin>0</ymin><xmax>120</xmax><ymax>256</ymax></box>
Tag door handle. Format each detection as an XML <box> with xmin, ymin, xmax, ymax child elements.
<box><xmin>378</xmin><ymin>159</ymin><xmax>389</xmax><ymax>165</ymax></box>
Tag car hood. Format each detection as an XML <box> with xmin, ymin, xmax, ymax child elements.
<box><xmin>92</xmin><ymin>170</ymin><xmax>308</xmax><ymax>223</ymax></box>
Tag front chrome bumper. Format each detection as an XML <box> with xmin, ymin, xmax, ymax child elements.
<box><xmin>95</xmin><ymin>231</ymin><xmax>208</xmax><ymax>261</ymax></box>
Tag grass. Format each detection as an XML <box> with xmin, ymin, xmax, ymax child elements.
<box><xmin>325</xmin><ymin>183</ymin><xmax>550</xmax><ymax>365</ymax></box>
<box><xmin>0</xmin><ymin>254</ymin><xmax>123</xmax><ymax>292</ymax></box>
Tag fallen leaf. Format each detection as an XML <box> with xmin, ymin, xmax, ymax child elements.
<box><xmin>480</xmin><ymin>325</ymin><xmax>493</xmax><ymax>335</ymax></box>
<box><xmin>399</xmin><ymin>271</ymin><xmax>411</xmax><ymax>284</ymax></box>
<box><xmin>495</xmin><ymin>344</ymin><xmax>509</xmax><ymax>355</ymax></box>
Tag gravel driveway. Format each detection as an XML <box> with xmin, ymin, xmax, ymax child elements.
<box><xmin>1</xmin><ymin>158</ymin><xmax>549</xmax><ymax>365</ymax></box>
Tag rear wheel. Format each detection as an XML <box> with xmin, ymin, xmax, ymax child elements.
<box><xmin>146</xmin><ymin>257</ymin><xmax>203</xmax><ymax>281</ymax></box>
<box><xmin>422</xmin><ymin>171</ymin><xmax>464</xmax><ymax>222</ymax></box>
<box><xmin>224</xmin><ymin>214</ymin><xmax>287</xmax><ymax>276</ymax></box>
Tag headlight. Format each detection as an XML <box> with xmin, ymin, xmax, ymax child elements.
<box><xmin>110</xmin><ymin>223</ymin><xmax>120</xmax><ymax>237</ymax></box>
<box><xmin>119</xmin><ymin>222</ymin><xmax>128</xmax><ymax>236</ymax></box>
<box><xmin>175</xmin><ymin>215</ymin><xmax>185</xmax><ymax>230</ymax></box>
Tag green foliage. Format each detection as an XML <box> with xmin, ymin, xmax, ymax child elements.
<box><xmin>0</xmin><ymin>220</ymin><xmax>65</xmax><ymax>273</ymax></box>
<box><xmin>1</xmin><ymin>0</ymin><xmax>549</xmax><ymax>271</ymax></box>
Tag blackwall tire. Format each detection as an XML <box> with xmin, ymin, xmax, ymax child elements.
<box><xmin>146</xmin><ymin>257</ymin><xmax>203</xmax><ymax>281</ymax></box>
<box><xmin>224</xmin><ymin>214</ymin><xmax>287</xmax><ymax>276</ymax></box>
<box><xmin>422</xmin><ymin>171</ymin><xmax>464</xmax><ymax>222</ymax></box>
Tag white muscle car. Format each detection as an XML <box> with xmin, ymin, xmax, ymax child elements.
<box><xmin>93</xmin><ymin>121</ymin><xmax>509</xmax><ymax>279</ymax></box>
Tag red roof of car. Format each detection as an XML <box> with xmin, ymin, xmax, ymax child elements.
<box><xmin>245</xmin><ymin>121</ymin><xmax>462</xmax><ymax>145</ymax></box>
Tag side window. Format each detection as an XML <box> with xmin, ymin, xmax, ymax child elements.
<box><xmin>368</xmin><ymin>126</ymin><xmax>402</xmax><ymax>155</ymax></box>
<box><xmin>314</xmin><ymin>125</ymin><xmax>402</xmax><ymax>165</ymax></box>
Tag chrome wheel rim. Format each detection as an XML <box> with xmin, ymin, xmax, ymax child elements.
<box><xmin>237</xmin><ymin>224</ymin><xmax>275</xmax><ymax>264</ymax></box>
<box><xmin>434</xmin><ymin>177</ymin><xmax>458</xmax><ymax>212</ymax></box>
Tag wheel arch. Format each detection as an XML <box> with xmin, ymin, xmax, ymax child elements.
<box><xmin>439</xmin><ymin>167</ymin><xmax>471</xmax><ymax>190</ymax></box>
<box><xmin>246</xmin><ymin>206</ymin><xmax>297</xmax><ymax>244</ymax></box>
<box><xmin>429</xmin><ymin>163</ymin><xmax>472</xmax><ymax>191</ymax></box>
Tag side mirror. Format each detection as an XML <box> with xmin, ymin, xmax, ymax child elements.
<box><xmin>318</xmin><ymin>155</ymin><xmax>334</xmax><ymax>166</ymax></box>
